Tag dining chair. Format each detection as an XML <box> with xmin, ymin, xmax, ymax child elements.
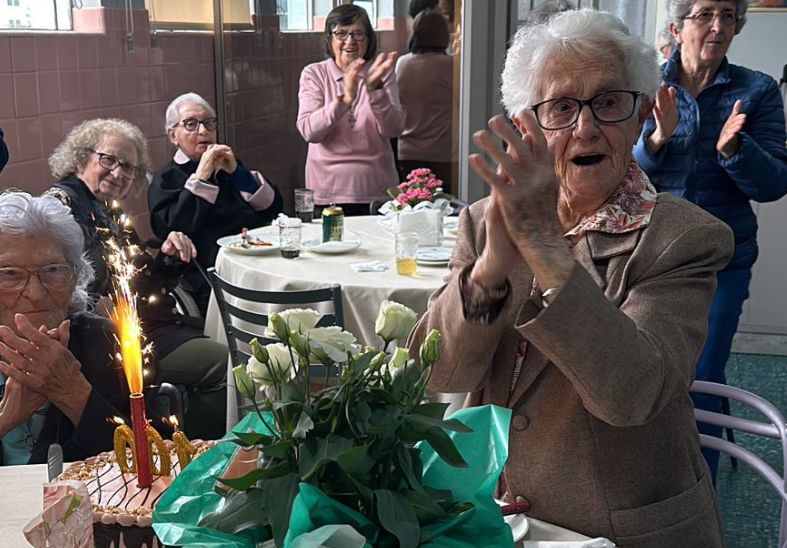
<box><xmin>690</xmin><ymin>380</ymin><xmax>787</xmax><ymax>548</ymax></box>
<box><xmin>207</xmin><ymin>267</ymin><xmax>344</xmax><ymax>430</ymax></box>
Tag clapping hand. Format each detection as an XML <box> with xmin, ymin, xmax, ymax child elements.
<box><xmin>717</xmin><ymin>99</ymin><xmax>746</xmax><ymax>159</ymax></box>
<box><xmin>0</xmin><ymin>314</ymin><xmax>91</xmax><ymax>427</ymax></box>
<box><xmin>365</xmin><ymin>52</ymin><xmax>397</xmax><ymax>91</ymax></box>
<box><xmin>647</xmin><ymin>83</ymin><xmax>678</xmax><ymax>153</ymax></box>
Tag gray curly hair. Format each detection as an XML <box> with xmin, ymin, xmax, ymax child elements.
<box><xmin>501</xmin><ymin>9</ymin><xmax>661</xmax><ymax>117</ymax></box>
<box><xmin>0</xmin><ymin>191</ymin><xmax>94</xmax><ymax>313</ymax></box>
<box><xmin>164</xmin><ymin>92</ymin><xmax>216</xmax><ymax>131</ymax></box>
<box><xmin>666</xmin><ymin>0</ymin><xmax>748</xmax><ymax>35</ymax></box>
<box><xmin>48</xmin><ymin>118</ymin><xmax>150</xmax><ymax>194</ymax></box>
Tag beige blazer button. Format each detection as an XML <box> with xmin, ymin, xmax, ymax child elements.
<box><xmin>512</xmin><ymin>414</ymin><xmax>530</xmax><ymax>431</ymax></box>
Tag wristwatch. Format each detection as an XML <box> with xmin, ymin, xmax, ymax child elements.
<box><xmin>540</xmin><ymin>287</ymin><xmax>559</xmax><ymax>308</ymax></box>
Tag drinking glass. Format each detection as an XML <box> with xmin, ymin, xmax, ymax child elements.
<box><xmin>294</xmin><ymin>188</ymin><xmax>315</xmax><ymax>223</ymax></box>
<box><xmin>279</xmin><ymin>217</ymin><xmax>302</xmax><ymax>259</ymax></box>
<box><xmin>395</xmin><ymin>232</ymin><xmax>419</xmax><ymax>276</ymax></box>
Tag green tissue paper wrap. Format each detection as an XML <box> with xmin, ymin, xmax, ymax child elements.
<box><xmin>153</xmin><ymin>405</ymin><xmax>512</xmax><ymax>547</ymax></box>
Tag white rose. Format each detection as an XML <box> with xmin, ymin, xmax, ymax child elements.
<box><xmin>374</xmin><ymin>301</ymin><xmax>418</xmax><ymax>343</ymax></box>
<box><xmin>308</xmin><ymin>326</ymin><xmax>358</xmax><ymax>363</ymax></box>
<box><xmin>263</xmin><ymin>308</ymin><xmax>322</xmax><ymax>339</ymax></box>
<box><xmin>246</xmin><ymin>343</ymin><xmax>295</xmax><ymax>386</ymax></box>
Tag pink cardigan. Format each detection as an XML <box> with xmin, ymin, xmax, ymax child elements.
<box><xmin>296</xmin><ymin>58</ymin><xmax>403</xmax><ymax>205</ymax></box>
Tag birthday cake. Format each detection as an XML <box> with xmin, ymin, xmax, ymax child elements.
<box><xmin>58</xmin><ymin>439</ymin><xmax>212</xmax><ymax>548</ymax></box>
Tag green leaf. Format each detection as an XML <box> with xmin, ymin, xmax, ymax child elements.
<box><xmin>262</xmin><ymin>473</ymin><xmax>300</xmax><ymax>548</ymax></box>
<box><xmin>336</xmin><ymin>445</ymin><xmax>375</xmax><ymax>479</ymax></box>
<box><xmin>374</xmin><ymin>489</ymin><xmax>420</xmax><ymax>548</ymax></box>
<box><xmin>298</xmin><ymin>434</ymin><xmax>354</xmax><ymax>480</ymax></box>
<box><xmin>411</xmin><ymin>401</ymin><xmax>450</xmax><ymax>420</ymax></box>
<box><xmin>387</xmin><ymin>186</ymin><xmax>402</xmax><ymax>199</ymax></box>
<box><xmin>215</xmin><ymin>464</ymin><xmax>290</xmax><ymax>491</ymax></box>
<box><xmin>230</xmin><ymin>431</ymin><xmax>274</xmax><ymax>447</ymax></box>
<box><xmin>404</xmin><ymin>488</ymin><xmax>451</xmax><ymax>522</ymax></box>
<box><xmin>278</xmin><ymin>382</ymin><xmax>305</xmax><ymax>403</ymax></box>
<box><xmin>422</xmin><ymin>426</ymin><xmax>469</xmax><ymax>468</ymax></box>
<box><xmin>258</xmin><ymin>439</ymin><xmax>294</xmax><ymax>460</ymax></box>
<box><xmin>198</xmin><ymin>487</ymin><xmax>269</xmax><ymax>536</ymax></box>
<box><xmin>404</xmin><ymin>413</ymin><xmax>473</xmax><ymax>434</ymax></box>
<box><xmin>394</xmin><ymin>445</ymin><xmax>425</xmax><ymax>493</ymax></box>
<box><xmin>293</xmin><ymin>410</ymin><xmax>315</xmax><ymax>439</ymax></box>
<box><xmin>350</xmin><ymin>400</ymin><xmax>372</xmax><ymax>435</ymax></box>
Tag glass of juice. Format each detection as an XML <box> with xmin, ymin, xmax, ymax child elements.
<box><xmin>395</xmin><ymin>232</ymin><xmax>419</xmax><ymax>276</ymax></box>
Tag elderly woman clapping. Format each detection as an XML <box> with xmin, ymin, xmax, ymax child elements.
<box><xmin>411</xmin><ymin>10</ymin><xmax>732</xmax><ymax>545</ymax></box>
<box><xmin>47</xmin><ymin>119</ymin><xmax>228</xmax><ymax>440</ymax></box>
<box><xmin>149</xmin><ymin>92</ymin><xmax>283</xmax><ymax>314</ymax></box>
<box><xmin>0</xmin><ymin>192</ymin><xmax>143</xmax><ymax>464</ymax></box>
<box><xmin>633</xmin><ymin>0</ymin><xmax>787</xmax><ymax>480</ymax></box>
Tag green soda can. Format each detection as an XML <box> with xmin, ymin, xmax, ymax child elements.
<box><xmin>322</xmin><ymin>205</ymin><xmax>344</xmax><ymax>242</ymax></box>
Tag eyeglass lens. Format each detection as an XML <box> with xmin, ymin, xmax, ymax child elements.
<box><xmin>687</xmin><ymin>10</ymin><xmax>736</xmax><ymax>26</ymax></box>
<box><xmin>95</xmin><ymin>151</ymin><xmax>137</xmax><ymax>177</ymax></box>
<box><xmin>333</xmin><ymin>30</ymin><xmax>366</xmax><ymax>41</ymax></box>
<box><xmin>534</xmin><ymin>91</ymin><xmax>638</xmax><ymax>130</ymax></box>
<box><xmin>181</xmin><ymin>118</ymin><xmax>218</xmax><ymax>132</ymax></box>
<box><xmin>0</xmin><ymin>264</ymin><xmax>73</xmax><ymax>291</ymax></box>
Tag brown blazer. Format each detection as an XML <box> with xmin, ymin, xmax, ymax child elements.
<box><xmin>411</xmin><ymin>193</ymin><xmax>733</xmax><ymax>547</ymax></box>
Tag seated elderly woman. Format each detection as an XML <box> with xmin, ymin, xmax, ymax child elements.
<box><xmin>0</xmin><ymin>192</ymin><xmax>153</xmax><ymax>464</ymax></box>
<box><xmin>47</xmin><ymin>118</ymin><xmax>227</xmax><ymax>440</ymax></box>
<box><xmin>410</xmin><ymin>10</ymin><xmax>732</xmax><ymax>546</ymax></box>
<box><xmin>148</xmin><ymin>92</ymin><xmax>283</xmax><ymax>314</ymax></box>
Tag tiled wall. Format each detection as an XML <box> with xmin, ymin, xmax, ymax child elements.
<box><xmin>0</xmin><ymin>7</ymin><xmax>408</xmax><ymax>239</ymax></box>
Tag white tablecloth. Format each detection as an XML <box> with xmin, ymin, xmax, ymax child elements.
<box><xmin>0</xmin><ymin>463</ymin><xmax>47</xmax><ymax>547</ymax></box>
<box><xmin>205</xmin><ymin>215</ymin><xmax>452</xmax><ymax>347</ymax></box>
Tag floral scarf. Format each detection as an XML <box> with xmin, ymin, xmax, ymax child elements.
<box><xmin>564</xmin><ymin>160</ymin><xmax>657</xmax><ymax>238</ymax></box>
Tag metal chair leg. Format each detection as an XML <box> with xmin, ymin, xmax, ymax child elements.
<box><xmin>721</xmin><ymin>396</ymin><xmax>738</xmax><ymax>469</ymax></box>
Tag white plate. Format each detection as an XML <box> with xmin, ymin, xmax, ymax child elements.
<box><xmin>443</xmin><ymin>218</ymin><xmax>459</xmax><ymax>231</ymax></box>
<box><xmin>303</xmin><ymin>240</ymin><xmax>361</xmax><ymax>254</ymax></box>
<box><xmin>496</xmin><ymin>500</ymin><xmax>530</xmax><ymax>542</ymax></box>
<box><xmin>416</xmin><ymin>247</ymin><xmax>452</xmax><ymax>263</ymax></box>
<box><xmin>217</xmin><ymin>234</ymin><xmax>280</xmax><ymax>255</ymax></box>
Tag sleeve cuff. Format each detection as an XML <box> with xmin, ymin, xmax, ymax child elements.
<box><xmin>459</xmin><ymin>264</ymin><xmax>510</xmax><ymax>325</ymax></box>
<box><xmin>184</xmin><ymin>173</ymin><xmax>219</xmax><ymax>204</ymax></box>
<box><xmin>242</xmin><ymin>171</ymin><xmax>277</xmax><ymax>210</ymax></box>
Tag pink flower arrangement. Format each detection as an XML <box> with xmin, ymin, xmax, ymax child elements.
<box><xmin>386</xmin><ymin>168</ymin><xmax>453</xmax><ymax>209</ymax></box>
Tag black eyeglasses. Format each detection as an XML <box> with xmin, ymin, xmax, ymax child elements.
<box><xmin>531</xmin><ymin>90</ymin><xmax>642</xmax><ymax>131</ymax></box>
<box><xmin>682</xmin><ymin>10</ymin><xmax>738</xmax><ymax>27</ymax></box>
<box><xmin>89</xmin><ymin>149</ymin><xmax>141</xmax><ymax>178</ymax></box>
<box><xmin>0</xmin><ymin>263</ymin><xmax>74</xmax><ymax>292</ymax></box>
<box><xmin>175</xmin><ymin>117</ymin><xmax>218</xmax><ymax>132</ymax></box>
<box><xmin>331</xmin><ymin>30</ymin><xmax>367</xmax><ymax>42</ymax></box>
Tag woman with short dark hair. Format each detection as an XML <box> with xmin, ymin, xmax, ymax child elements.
<box><xmin>396</xmin><ymin>9</ymin><xmax>454</xmax><ymax>192</ymax></box>
<box><xmin>297</xmin><ymin>4</ymin><xmax>403</xmax><ymax>216</ymax></box>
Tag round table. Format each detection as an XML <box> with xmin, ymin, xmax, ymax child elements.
<box><xmin>204</xmin><ymin>215</ymin><xmax>454</xmax><ymax>347</ymax></box>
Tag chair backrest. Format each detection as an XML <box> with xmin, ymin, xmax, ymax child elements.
<box><xmin>690</xmin><ymin>380</ymin><xmax>787</xmax><ymax>548</ymax></box>
<box><xmin>208</xmin><ymin>267</ymin><xmax>344</xmax><ymax>368</ymax></box>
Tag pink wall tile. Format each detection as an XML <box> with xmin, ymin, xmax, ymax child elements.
<box><xmin>78</xmin><ymin>69</ymin><xmax>102</xmax><ymax>110</ymax></box>
<box><xmin>58</xmin><ymin>70</ymin><xmax>80</xmax><ymax>111</ymax></box>
<box><xmin>14</xmin><ymin>73</ymin><xmax>39</xmax><ymax>117</ymax></box>
<box><xmin>0</xmin><ymin>74</ymin><xmax>14</xmax><ymax>119</ymax></box>
<box><xmin>35</xmin><ymin>36</ymin><xmax>59</xmax><ymax>71</ymax></box>
<box><xmin>37</xmin><ymin>71</ymin><xmax>61</xmax><ymax>114</ymax></box>
<box><xmin>15</xmin><ymin>117</ymin><xmax>43</xmax><ymax>162</ymax></box>
<box><xmin>56</xmin><ymin>37</ymin><xmax>77</xmax><ymax>70</ymax></box>
<box><xmin>98</xmin><ymin>68</ymin><xmax>119</xmax><ymax>107</ymax></box>
<box><xmin>97</xmin><ymin>35</ymin><xmax>124</xmax><ymax>68</ymax></box>
<box><xmin>76</xmin><ymin>36</ymin><xmax>98</xmax><ymax>69</ymax></box>
<box><xmin>39</xmin><ymin>113</ymin><xmax>63</xmax><ymax>158</ymax></box>
<box><xmin>0</xmin><ymin>37</ymin><xmax>11</xmax><ymax>73</ymax></box>
<box><xmin>11</xmin><ymin>37</ymin><xmax>37</xmax><ymax>73</ymax></box>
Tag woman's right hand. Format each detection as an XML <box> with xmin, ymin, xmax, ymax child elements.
<box><xmin>196</xmin><ymin>144</ymin><xmax>234</xmax><ymax>181</ymax></box>
<box><xmin>341</xmin><ymin>59</ymin><xmax>365</xmax><ymax>106</ymax></box>
<box><xmin>0</xmin><ymin>375</ymin><xmax>46</xmax><ymax>438</ymax></box>
<box><xmin>647</xmin><ymin>83</ymin><xmax>678</xmax><ymax>153</ymax></box>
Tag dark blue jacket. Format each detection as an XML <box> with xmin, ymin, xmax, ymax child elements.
<box><xmin>634</xmin><ymin>52</ymin><xmax>787</xmax><ymax>270</ymax></box>
<box><xmin>0</xmin><ymin>127</ymin><xmax>8</xmax><ymax>173</ymax></box>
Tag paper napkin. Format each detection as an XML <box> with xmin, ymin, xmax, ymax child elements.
<box><xmin>350</xmin><ymin>260</ymin><xmax>387</xmax><ymax>272</ymax></box>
